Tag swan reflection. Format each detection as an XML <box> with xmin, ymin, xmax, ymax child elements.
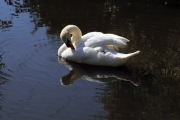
<box><xmin>59</xmin><ymin>58</ymin><xmax>139</xmax><ymax>86</ymax></box>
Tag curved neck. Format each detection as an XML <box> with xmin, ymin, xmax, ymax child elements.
<box><xmin>67</xmin><ymin>25</ymin><xmax>82</xmax><ymax>44</ymax></box>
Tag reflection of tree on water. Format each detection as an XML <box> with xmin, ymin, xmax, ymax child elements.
<box><xmin>1</xmin><ymin>0</ymin><xmax>39</xmax><ymax>31</ymax></box>
<box><xmin>0</xmin><ymin>0</ymin><xmax>32</xmax><ymax>112</ymax></box>
<box><xmin>0</xmin><ymin>20</ymin><xmax>13</xmax><ymax>29</ymax></box>
<box><xmin>27</xmin><ymin>0</ymin><xmax>106</xmax><ymax>34</ymax></box>
<box><xmin>0</xmin><ymin>0</ymin><xmax>33</xmax><ymax>79</ymax></box>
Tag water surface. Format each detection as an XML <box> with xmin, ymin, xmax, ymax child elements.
<box><xmin>0</xmin><ymin>0</ymin><xmax>179</xmax><ymax>120</ymax></box>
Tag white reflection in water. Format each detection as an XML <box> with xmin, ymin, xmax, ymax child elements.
<box><xmin>59</xmin><ymin>58</ymin><xmax>140</xmax><ymax>86</ymax></box>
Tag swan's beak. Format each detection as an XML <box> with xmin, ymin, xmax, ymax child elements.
<box><xmin>66</xmin><ymin>39</ymin><xmax>75</xmax><ymax>50</ymax></box>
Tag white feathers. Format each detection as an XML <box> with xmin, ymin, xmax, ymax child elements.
<box><xmin>58</xmin><ymin>25</ymin><xmax>140</xmax><ymax>66</ymax></box>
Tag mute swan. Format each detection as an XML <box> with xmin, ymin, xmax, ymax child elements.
<box><xmin>58</xmin><ymin>25</ymin><xmax>140</xmax><ymax>67</ymax></box>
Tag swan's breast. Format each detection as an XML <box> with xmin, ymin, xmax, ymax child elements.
<box><xmin>58</xmin><ymin>44</ymin><xmax>67</xmax><ymax>56</ymax></box>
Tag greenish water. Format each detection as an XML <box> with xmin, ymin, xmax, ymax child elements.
<box><xmin>0</xmin><ymin>0</ymin><xmax>179</xmax><ymax>120</ymax></box>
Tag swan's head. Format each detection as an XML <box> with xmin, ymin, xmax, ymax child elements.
<box><xmin>60</xmin><ymin>29</ymin><xmax>75</xmax><ymax>50</ymax></box>
<box><xmin>60</xmin><ymin>25</ymin><xmax>82</xmax><ymax>50</ymax></box>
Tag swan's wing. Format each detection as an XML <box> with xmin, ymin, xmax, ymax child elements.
<box><xmin>81</xmin><ymin>32</ymin><xmax>103</xmax><ymax>42</ymax></box>
<box><xmin>84</xmin><ymin>33</ymin><xmax>128</xmax><ymax>48</ymax></box>
<box><xmin>105</xmin><ymin>34</ymin><xmax>130</xmax><ymax>43</ymax></box>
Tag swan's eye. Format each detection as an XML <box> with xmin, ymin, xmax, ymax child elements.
<box><xmin>101</xmin><ymin>50</ymin><xmax>106</xmax><ymax>54</ymax></box>
<box><xmin>70</xmin><ymin>34</ymin><xmax>72</xmax><ymax>37</ymax></box>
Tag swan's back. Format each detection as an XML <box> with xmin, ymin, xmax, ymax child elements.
<box><xmin>80</xmin><ymin>32</ymin><xmax>129</xmax><ymax>49</ymax></box>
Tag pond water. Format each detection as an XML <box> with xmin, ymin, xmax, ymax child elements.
<box><xmin>0</xmin><ymin>0</ymin><xmax>180</xmax><ymax>120</ymax></box>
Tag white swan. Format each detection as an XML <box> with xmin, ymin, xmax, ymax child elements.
<box><xmin>58</xmin><ymin>25</ymin><xmax>140</xmax><ymax>67</ymax></box>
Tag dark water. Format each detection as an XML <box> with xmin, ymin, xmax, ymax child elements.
<box><xmin>0</xmin><ymin>0</ymin><xmax>180</xmax><ymax>120</ymax></box>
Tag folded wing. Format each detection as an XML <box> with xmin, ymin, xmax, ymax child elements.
<box><xmin>84</xmin><ymin>33</ymin><xmax>129</xmax><ymax>49</ymax></box>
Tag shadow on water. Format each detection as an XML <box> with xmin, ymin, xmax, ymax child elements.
<box><xmin>0</xmin><ymin>0</ymin><xmax>180</xmax><ymax>119</ymax></box>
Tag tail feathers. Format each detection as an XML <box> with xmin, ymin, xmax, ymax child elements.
<box><xmin>116</xmin><ymin>50</ymin><xmax>140</xmax><ymax>66</ymax></box>
<box><xmin>129</xmin><ymin>50</ymin><xmax>140</xmax><ymax>56</ymax></box>
<box><xmin>126</xmin><ymin>50</ymin><xmax>140</xmax><ymax>60</ymax></box>
<box><xmin>128</xmin><ymin>50</ymin><xmax>140</xmax><ymax>57</ymax></box>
